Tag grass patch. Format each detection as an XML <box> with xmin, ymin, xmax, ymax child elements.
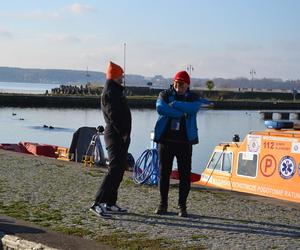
<box><xmin>55</xmin><ymin>226</ymin><xmax>94</xmax><ymax>237</ymax></box>
<box><xmin>0</xmin><ymin>181</ymin><xmax>4</xmax><ymax>195</ymax></box>
<box><xmin>128</xmin><ymin>96</ymin><xmax>157</xmax><ymax>100</ymax></box>
<box><xmin>96</xmin><ymin>232</ymin><xmax>176</xmax><ymax>249</ymax></box>
<box><xmin>71</xmin><ymin>218</ymin><xmax>84</xmax><ymax>225</ymax></box>
<box><xmin>84</xmin><ymin>169</ymin><xmax>105</xmax><ymax>178</ymax></box>
<box><xmin>0</xmin><ymin>201</ymin><xmax>30</xmax><ymax>219</ymax></box>
<box><xmin>0</xmin><ymin>201</ymin><xmax>63</xmax><ymax>224</ymax></box>
<box><xmin>191</xmin><ymin>234</ymin><xmax>209</xmax><ymax>240</ymax></box>
<box><xmin>185</xmin><ymin>246</ymin><xmax>207</xmax><ymax>250</ymax></box>
<box><xmin>121</xmin><ymin>177</ymin><xmax>135</xmax><ymax>187</ymax></box>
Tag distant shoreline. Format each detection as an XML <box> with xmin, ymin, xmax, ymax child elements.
<box><xmin>1</xmin><ymin>93</ymin><xmax>300</xmax><ymax>110</ymax></box>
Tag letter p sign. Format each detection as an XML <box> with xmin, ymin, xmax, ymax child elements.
<box><xmin>260</xmin><ymin>155</ymin><xmax>276</xmax><ymax>177</ymax></box>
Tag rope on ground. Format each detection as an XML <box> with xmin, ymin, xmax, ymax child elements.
<box><xmin>132</xmin><ymin>148</ymin><xmax>159</xmax><ymax>185</ymax></box>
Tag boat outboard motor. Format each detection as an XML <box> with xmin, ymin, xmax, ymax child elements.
<box><xmin>233</xmin><ymin>134</ymin><xmax>240</xmax><ymax>142</ymax></box>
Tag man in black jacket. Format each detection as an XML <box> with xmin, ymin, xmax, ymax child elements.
<box><xmin>90</xmin><ymin>61</ymin><xmax>132</xmax><ymax>219</ymax></box>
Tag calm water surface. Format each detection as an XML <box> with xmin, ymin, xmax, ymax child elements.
<box><xmin>0</xmin><ymin>107</ymin><xmax>266</xmax><ymax>173</ymax></box>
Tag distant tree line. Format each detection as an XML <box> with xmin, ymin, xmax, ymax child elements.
<box><xmin>49</xmin><ymin>84</ymin><xmax>162</xmax><ymax>96</ymax></box>
<box><xmin>47</xmin><ymin>82</ymin><xmax>298</xmax><ymax>101</ymax></box>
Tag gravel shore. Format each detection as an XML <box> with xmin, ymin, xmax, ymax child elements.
<box><xmin>0</xmin><ymin>149</ymin><xmax>300</xmax><ymax>249</ymax></box>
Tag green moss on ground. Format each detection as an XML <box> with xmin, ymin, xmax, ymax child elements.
<box><xmin>0</xmin><ymin>201</ymin><xmax>63</xmax><ymax>223</ymax></box>
<box><xmin>55</xmin><ymin>226</ymin><xmax>94</xmax><ymax>237</ymax></box>
<box><xmin>96</xmin><ymin>232</ymin><xmax>177</xmax><ymax>250</ymax></box>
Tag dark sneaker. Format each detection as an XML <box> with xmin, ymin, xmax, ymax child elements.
<box><xmin>178</xmin><ymin>207</ymin><xmax>188</xmax><ymax>217</ymax></box>
<box><xmin>89</xmin><ymin>203</ymin><xmax>112</xmax><ymax>219</ymax></box>
<box><xmin>155</xmin><ymin>205</ymin><xmax>168</xmax><ymax>215</ymax></box>
<box><xmin>105</xmin><ymin>204</ymin><xmax>127</xmax><ymax>214</ymax></box>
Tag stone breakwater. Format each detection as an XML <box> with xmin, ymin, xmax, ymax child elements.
<box><xmin>2</xmin><ymin>93</ymin><xmax>300</xmax><ymax>110</ymax></box>
<box><xmin>0</xmin><ymin>94</ymin><xmax>156</xmax><ymax>109</ymax></box>
<box><xmin>0</xmin><ymin>149</ymin><xmax>300</xmax><ymax>249</ymax></box>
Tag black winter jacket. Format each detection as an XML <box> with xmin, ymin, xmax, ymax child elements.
<box><xmin>101</xmin><ymin>80</ymin><xmax>132</xmax><ymax>137</ymax></box>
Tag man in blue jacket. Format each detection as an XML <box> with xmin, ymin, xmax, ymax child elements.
<box><xmin>154</xmin><ymin>71</ymin><xmax>202</xmax><ymax>217</ymax></box>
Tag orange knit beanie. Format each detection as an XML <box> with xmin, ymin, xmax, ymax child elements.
<box><xmin>106</xmin><ymin>61</ymin><xmax>124</xmax><ymax>80</ymax></box>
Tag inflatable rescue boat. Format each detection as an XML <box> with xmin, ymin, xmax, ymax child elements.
<box><xmin>0</xmin><ymin>142</ymin><xmax>69</xmax><ymax>160</ymax></box>
<box><xmin>196</xmin><ymin>120</ymin><xmax>300</xmax><ymax>203</ymax></box>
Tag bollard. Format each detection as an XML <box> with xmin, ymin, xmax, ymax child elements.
<box><xmin>290</xmin><ymin>112</ymin><xmax>300</xmax><ymax>120</ymax></box>
<box><xmin>272</xmin><ymin>112</ymin><xmax>281</xmax><ymax>120</ymax></box>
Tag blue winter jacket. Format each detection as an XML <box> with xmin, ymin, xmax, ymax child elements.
<box><xmin>154</xmin><ymin>87</ymin><xmax>208</xmax><ymax>145</ymax></box>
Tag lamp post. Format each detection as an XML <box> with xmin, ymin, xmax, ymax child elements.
<box><xmin>86</xmin><ymin>66</ymin><xmax>90</xmax><ymax>84</ymax></box>
<box><xmin>187</xmin><ymin>64</ymin><xmax>194</xmax><ymax>77</ymax></box>
<box><xmin>250</xmin><ymin>69</ymin><xmax>256</xmax><ymax>91</ymax></box>
<box><xmin>123</xmin><ymin>42</ymin><xmax>126</xmax><ymax>87</ymax></box>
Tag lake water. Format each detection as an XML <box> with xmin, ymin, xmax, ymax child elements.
<box><xmin>0</xmin><ymin>81</ymin><xmax>60</xmax><ymax>94</ymax></box>
<box><xmin>0</xmin><ymin>107</ymin><xmax>265</xmax><ymax>174</ymax></box>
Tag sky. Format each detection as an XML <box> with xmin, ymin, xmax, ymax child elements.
<box><xmin>0</xmin><ymin>0</ymin><xmax>300</xmax><ymax>80</ymax></box>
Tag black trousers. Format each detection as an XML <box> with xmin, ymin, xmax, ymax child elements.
<box><xmin>94</xmin><ymin>132</ymin><xmax>130</xmax><ymax>206</ymax></box>
<box><xmin>158</xmin><ymin>142</ymin><xmax>192</xmax><ymax>208</ymax></box>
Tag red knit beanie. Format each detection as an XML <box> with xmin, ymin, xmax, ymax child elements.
<box><xmin>106</xmin><ymin>61</ymin><xmax>124</xmax><ymax>80</ymax></box>
<box><xmin>174</xmin><ymin>71</ymin><xmax>190</xmax><ymax>85</ymax></box>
